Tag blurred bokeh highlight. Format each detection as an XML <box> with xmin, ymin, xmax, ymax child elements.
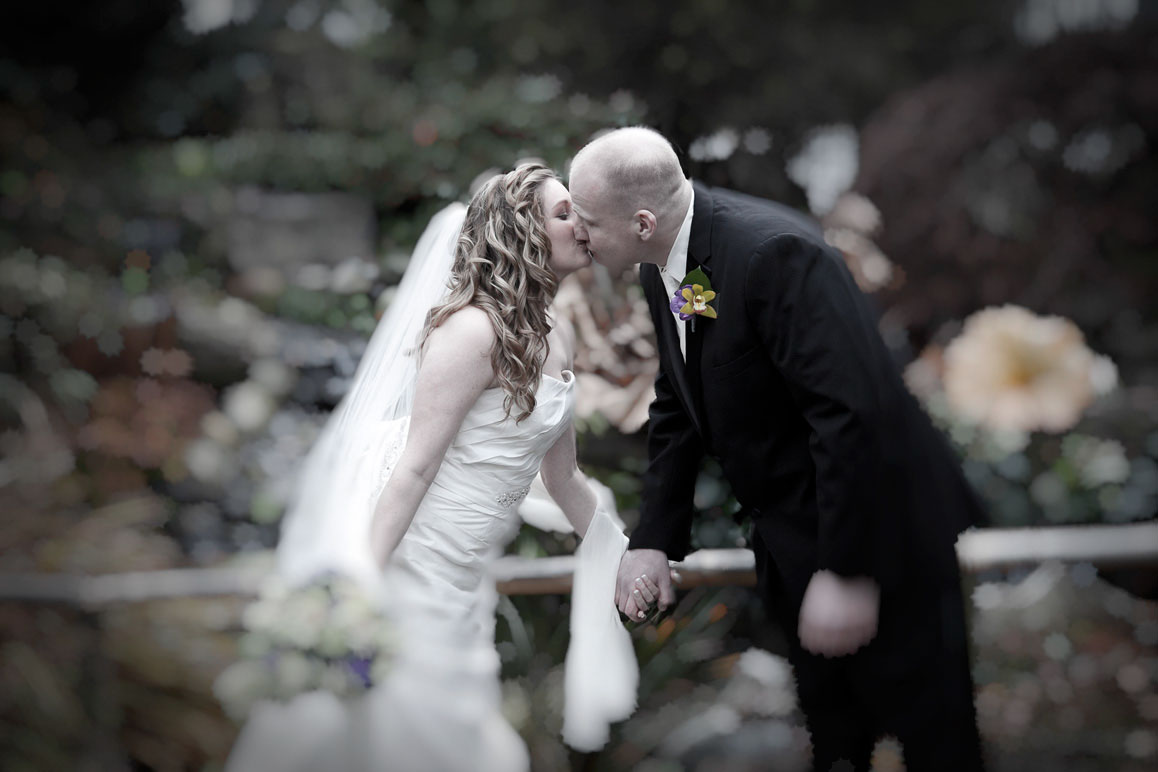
<box><xmin>1</xmin><ymin>1</ymin><xmax>1155</xmax><ymax>770</ymax></box>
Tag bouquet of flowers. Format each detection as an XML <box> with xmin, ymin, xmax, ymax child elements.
<box><xmin>214</xmin><ymin>571</ymin><xmax>396</xmax><ymax>721</ymax></box>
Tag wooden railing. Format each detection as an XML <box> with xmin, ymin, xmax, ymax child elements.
<box><xmin>0</xmin><ymin>522</ymin><xmax>1155</xmax><ymax>606</ymax></box>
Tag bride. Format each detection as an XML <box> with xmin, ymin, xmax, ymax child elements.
<box><xmin>225</xmin><ymin>162</ymin><xmax>642</xmax><ymax>771</ymax></box>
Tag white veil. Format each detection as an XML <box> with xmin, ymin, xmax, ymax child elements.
<box><xmin>277</xmin><ymin>202</ymin><xmax>467</xmax><ymax>589</ymax></box>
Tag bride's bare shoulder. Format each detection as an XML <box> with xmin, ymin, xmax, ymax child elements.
<box><xmin>425</xmin><ymin>305</ymin><xmax>496</xmax><ymax>361</ymax></box>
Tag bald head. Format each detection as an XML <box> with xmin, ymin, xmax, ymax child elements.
<box><xmin>569</xmin><ymin>127</ymin><xmax>687</xmax><ymax>220</ymax></box>
<box><xmin>568</xmin><ymin>126</ymin><xmax>692</xmax><ymax>272</ymax></box>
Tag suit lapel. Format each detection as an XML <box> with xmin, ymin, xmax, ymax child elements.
<box><xmin>650</xmin><ymin>266</ymin><xmax>702</xmax><ymax>436</ymax></box>
<box><xmin>646</xmin><ymin>183</ymin><xmax>716</xmax><ymax>439</ymax></box>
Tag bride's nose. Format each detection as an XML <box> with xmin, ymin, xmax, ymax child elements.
<box><xmin>572</xmin><ymin>219</ymin><xmax>588</xmax><ymax>241</ymax></box>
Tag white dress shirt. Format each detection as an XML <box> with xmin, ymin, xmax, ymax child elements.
<box><xmin>658</xmin><ymin>183</ymin><xmax>696</xmax><ymax>361</ymax></box>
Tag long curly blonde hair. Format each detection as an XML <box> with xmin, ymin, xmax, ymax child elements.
<box><xmin>419</xmin><ymin>162</ymin><xmax>560</xmax><ymax>422</ymax></box>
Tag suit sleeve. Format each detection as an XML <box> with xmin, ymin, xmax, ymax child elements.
<box><xmin>744</xmin><ymin>234</ymin><xmax>902</xmax><ymax>583</ymax></box>
<box><xmin>629</xmin><ymin>269</ymin><xmax>704</xmax><ymax>560</ymax></box>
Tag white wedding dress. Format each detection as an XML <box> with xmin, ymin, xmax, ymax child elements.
<box><xmin>227</xmin><ymin>371</ymin><xmax>578</xmax><ymax>772</ymax></box>
<box><xmin>226</xmin><ymin>201</ymin><xmax>636</xmax><ymax>771</ymax></box>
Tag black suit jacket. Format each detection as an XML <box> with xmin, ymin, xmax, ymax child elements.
<box><xmin>630</xmin><ymin>182</ymin><xmax>984</xmax><ymax>597</ymax></box>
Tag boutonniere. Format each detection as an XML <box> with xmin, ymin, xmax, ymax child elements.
<box><xmin>669</xmin><ymin>267</ymin><xmax>718</xmax><ymax>332</ymax></box>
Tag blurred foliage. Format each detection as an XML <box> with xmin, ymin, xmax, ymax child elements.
<box><xmin>931</xmin><ymin>393</ymin><xmax>1158</xmax><ymax>528</ymax></box>
<box><xmin>1</xmin><ymin>0</ymin><xmax>1156</xmax><ymax>770</ymax></box>
<box><xmin>857</xmin><ymin>28</ymin><xmax>1158</xmax><ymax>375</ymax></box>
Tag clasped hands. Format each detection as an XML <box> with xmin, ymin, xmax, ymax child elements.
<box><xmin>614</xmin><ymin>549</ymin><xmax>676</xmax><ymax>623</ymax></box>
<box><xmin>615</xmin><ymin>550</ymin><xmax>880</xmax><ymax>658</ymax></box>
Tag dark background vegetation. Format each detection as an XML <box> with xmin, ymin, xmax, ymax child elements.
<box><xmin>1</xmin><ymin>1</ymin><xmax>1154</xmax><ymax>770</ymax></box>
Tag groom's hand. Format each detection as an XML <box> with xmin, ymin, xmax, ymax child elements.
<box><xmin>798</xmin><ymin>570</ymin><xmax>880</xmax><ymax>657</ymax></box>
<box><xmin>616</xmin><ymin>549</ymin><xmax>674</xmax><ymax>621</ymax></box>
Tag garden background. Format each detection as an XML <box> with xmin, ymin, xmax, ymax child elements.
<box><xmin>1</xmin><ymin>1</ymin><xmax>1156</xmax><ymax>770</ymax></box>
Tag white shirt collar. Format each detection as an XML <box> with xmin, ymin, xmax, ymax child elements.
<box><xmin>660</xmin><ymin>183</ymin><xmax>695</xmax><ymax>285</ymax></box>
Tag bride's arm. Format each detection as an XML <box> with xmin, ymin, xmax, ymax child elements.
<box><xmin>539</xmin><ymin>312</ymin><xmax>597</xmax><ymax>538</ymax></box>
<box><xmin>540</xmin><ymin>424</ymin><xmax>596</xmax><ymax>539</ymax></box>
<box><xmin>369</xmin><ymin>307</ymin><xmax>495</xmax><ymax>566</ymax></box>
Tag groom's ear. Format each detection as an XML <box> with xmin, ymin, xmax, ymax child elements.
<box><xmin>634</xmin><ymin>210</ymin><xmax>658</xmax><ymax>241</ymax></box>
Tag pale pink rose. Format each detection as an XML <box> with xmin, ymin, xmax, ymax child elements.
<box><xmin>942</xmin><ymin>305</ymin><xmax>1111</xmax><ymax>433</ymax></box>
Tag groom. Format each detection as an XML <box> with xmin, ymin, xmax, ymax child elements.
<box><xmin>569</xmin><ymin>127</ymin><xmax>986</xmax><ymax>771</ymax></box>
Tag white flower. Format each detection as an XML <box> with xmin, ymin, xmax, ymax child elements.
<box><xmin>241</xmin><ymin>599</ymin><xmax>281</xmax><ymax>632</ymax></box>
<box><xmin>333</xmin><ymin>586</ymin><xmax>374</xmax><ymax>619</ymax></box>
<box><xmin>315</xmin><ymin>624</ymin><xmax>350</xmax><ymax>660</ymax></box>
<box><xmin>942</xmin><ymin>305</ymin><xmax>1111</xmax><ymax>433</ymax></box>
<box><xmin>272</xmin><ymin>588</ymin><xmax>330</xmax><ymax>649</ymax></box>
<box><xmin>218</xmin><ymin>573</ymin><xmax>395</xmax><ymax>718</ymax></box>
<box><xmin>275</xmin><ymin>652</ymin><xmax>318</xmax><ymax>699</ymax></box>
<box><xmin>214</xmin><ymin>660</ymin><xmax>273</xmax><ymax>720</ymax></box>
<box><xmin>238</xmin><ymin>632</ymin><xmax>273</xmax><ymax>660</ymax></box>
<box><xmin>321</xmin><ymin>664</ymin><xmax>356</xmax><ymax>696</ymax></box>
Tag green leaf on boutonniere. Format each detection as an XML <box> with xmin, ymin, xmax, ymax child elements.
<box><xmin>681</xmin><ymin>267</ymin><xmax>712</xmax><ymax>292</ymax></box>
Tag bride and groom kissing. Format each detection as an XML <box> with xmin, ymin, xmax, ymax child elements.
<box><xmin>230</xmin><ymin>127</ymin><xmax>987</xmax><ymax>772</ymax></box>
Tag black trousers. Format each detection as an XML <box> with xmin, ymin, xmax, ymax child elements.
<box><xmin>752</xmin><ymin>527</ymin><xmax>985</xmax><ymax>772</ymax></box>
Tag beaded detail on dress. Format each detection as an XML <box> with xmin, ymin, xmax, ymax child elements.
<box><xmin>495</xmin><ymin>486</ymin><xmax>531</xmax><ymax>508</ymax></box>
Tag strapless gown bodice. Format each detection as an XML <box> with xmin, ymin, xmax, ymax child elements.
<box><xmin>385</xmin><ymin>371</ymin><xmax>574</xmax><ymax>625</ymax></box>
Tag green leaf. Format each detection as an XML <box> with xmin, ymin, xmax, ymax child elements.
<box><xmin>681</xmin><ymin>267</ymin><xmax>712</xmax><ymax>291</ymax></box>
<box><xmin>121</xmin><ymin>267</ymin><xmax>149</xmax><ymax>295</ymax></box>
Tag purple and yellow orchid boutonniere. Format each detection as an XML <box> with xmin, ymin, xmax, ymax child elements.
<box><xmin>669</xmin><ymin>267</ymin><xmax>719</xmax><ymax>331</ymax></box>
